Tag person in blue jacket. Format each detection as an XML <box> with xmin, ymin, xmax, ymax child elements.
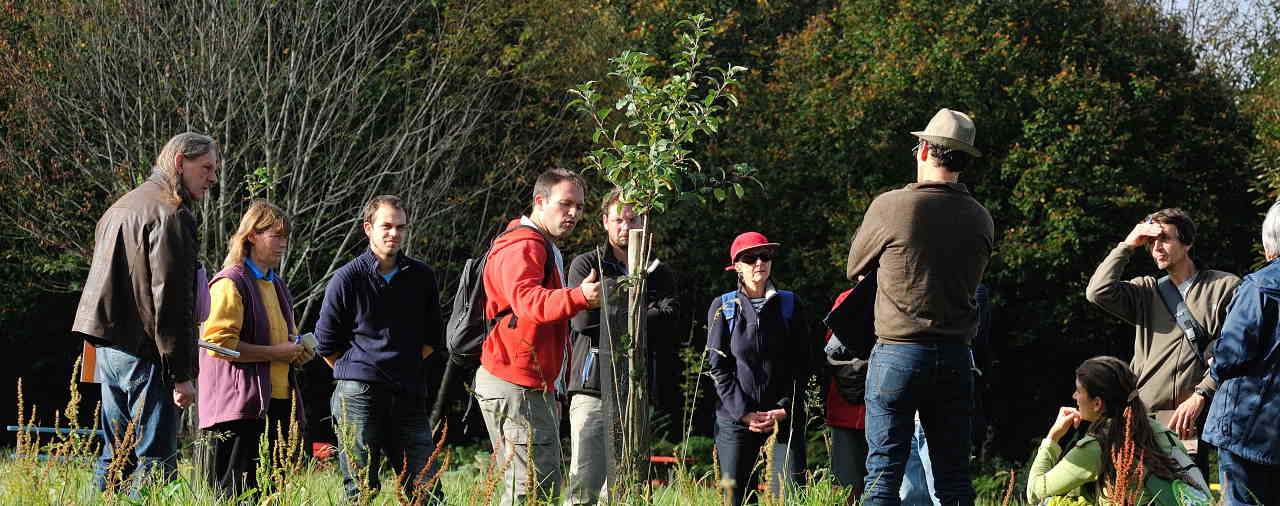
<box><xmin>1203</xmin><ymin>199</ymin><xmax>1280</xmax><ymax>506</ymax></box>
<box><xmin>706</xmin><ymin>231</ymin><xmax>811</xmax><ymax>506</ymax></box>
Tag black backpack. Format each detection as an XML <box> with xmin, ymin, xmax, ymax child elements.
<box><xmin>445</xmin><ymin>224</ymin><xmax>555</xmax><ymax>367</ymax></box>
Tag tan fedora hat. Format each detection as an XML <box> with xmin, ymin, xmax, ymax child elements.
<box><xmin>911</xmin><ymin>108</ymin><xmax>981</xmax><ymax>157</ymax></box>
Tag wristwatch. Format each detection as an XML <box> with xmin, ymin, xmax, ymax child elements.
<box><xmin>1193</xmin><ymin>386</ymin><xmax>1212</xmax><ymax>399</ymax></box>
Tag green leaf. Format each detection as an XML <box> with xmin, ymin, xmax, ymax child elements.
<box><xmin>713</xmin><ymin>187</ymin><xmax>726</xmax><ymax>201</ymax></box>
<box><xmin>733</xmin><ymin>183</ymin><xmax>744</xmax><ymax>198</ymax></box>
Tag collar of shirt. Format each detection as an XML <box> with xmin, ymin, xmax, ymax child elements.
<box><xmin>244</xmin><ymin>258</ymin><xmax>276</xmax><ymax>281</ymax></box>
<box><xmin>600</xmin><ymin>245</ymin><xmax>628</xmax><ymax>275</ymax></box>
<box><xmin>905</xmin><ymin>181</ymin><xmax>971</xmax><ymax>194</ymax></box>
<box><xmin>357</xmin><ymin>248</ymin><xmax>410</xmax><ymax>279</ymax></box>
<box><xmin>743</xmin><ymin>280</ymin><xmax>779</xmax><ymax>311</ymax></box>
<box><xmin>1177</xmin><ymin>270</ymin><xmax>1200</xmax><ymax>297</ymax></box>
<box><xmin>520</xmin><ymin>215</ymin><xmax>565</xmax><ymax>286</ymax></box>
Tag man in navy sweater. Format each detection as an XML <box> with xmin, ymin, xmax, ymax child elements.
<box><xmin>315</xmin><ymin>195</ymin><xmax>444</xmax><ymax>503</ymax></box>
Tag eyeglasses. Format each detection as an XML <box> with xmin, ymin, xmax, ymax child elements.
<box><xmin>911</xmin><ymin>141</ymin><xmax>924</xmax><ymax>157</ymax></box>
<box><xmin>737</xmin><ymin>252</ymin><xmax>774</xmax><ymax>264</ymax></box>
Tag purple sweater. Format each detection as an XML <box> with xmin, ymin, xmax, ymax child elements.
<box><xmin>197</xmin><ymin>264</ymin><xmax>304</xmax><ymax>429</ymax></box>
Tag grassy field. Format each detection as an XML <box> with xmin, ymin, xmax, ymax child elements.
<box><xmin>0</xmin><ymin>446</ymin><xmax>1035</xmax><ymax>506</ymax></box>
<box><xmin>2</xmin><ymin>372</ymin><xmax>1037</xmax><ymax>505</ymax></box>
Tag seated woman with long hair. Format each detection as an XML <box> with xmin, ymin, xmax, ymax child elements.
<box><xmin>1027</xmin><ymin>356</ymin><xmax>1210</xmax><ymax>505</ymax></box>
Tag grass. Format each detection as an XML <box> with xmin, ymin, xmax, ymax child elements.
<box><xmin>3</xmin><ymin>358</ymin><xmax>1037</xmax><ymax>505</ymax></box>
<box><xmin>0</xmin><ymin>450</ymin><xmax>1040</xmax><ymax>505</ymax></box>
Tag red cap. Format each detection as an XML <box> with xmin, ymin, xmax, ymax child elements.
<box><xmin>725</xmin><ymin>232</ymin><xmax>781</xmax><ymax>271</ymax></box>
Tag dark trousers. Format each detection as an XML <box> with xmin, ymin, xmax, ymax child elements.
<box><xmin>331</xmin><ymin>379</ymin><xmax>441</xmax><ymax>503</ymax></box>
<box><xmin>203</xmin><ymin>398</ymin><xmax>293</xmax><ymax>501</ymax></box>
<box><xmin>714</xmin><ymin>416</ymin><xmax>807</xmax><ymax>506</ymax></box>
<box><xmin>1219</xmin><ymin>449</ymin><xmax>1280</xmax><ymax>506</ymax></box>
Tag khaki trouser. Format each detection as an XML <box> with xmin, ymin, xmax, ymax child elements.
<box><xmin>474</xmin><ymin>366</ymin><xmax>563</xmax><ymax>506</ymax></box>
<box><xmin>564</xmin><ymin>394</ymin><xmax>607</xmax><ymax>505</ymax></box>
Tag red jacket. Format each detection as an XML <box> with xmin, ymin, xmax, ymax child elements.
<box><xmin>825</xmin><ymin>288</ymin><xmax>866</xmax><ymax>429</ymax></box>
<box><xmin>480</xmin><ymin>219</ymin><xmax>590</xmax><ymax>390</ymax></box>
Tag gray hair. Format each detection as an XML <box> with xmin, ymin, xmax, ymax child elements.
<box><xmin>1264</xmin><ymin>199</ymin><xmax>1280</xmax><ymax>258</ymax></box>
<box><xmin>153</xmin><ymin>132</ymin><xmax>218</xmax><ymax>205</ymax></box>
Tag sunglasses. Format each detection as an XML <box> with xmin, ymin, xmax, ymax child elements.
<box><xmin>737</xmin><ymin>252</ymin><xmax>774</xmax><ymax>264</ymax></box>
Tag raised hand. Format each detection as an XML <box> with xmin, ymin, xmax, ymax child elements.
<box><xmin>1124</xmin><ymin>221</ymin><xmax>1164</xmax><ymax>248</ymax></box>
<box><xmin>1048</xmin><ymin>406</ymin><xmax>1082</xmax><ymax>441</ymax></box>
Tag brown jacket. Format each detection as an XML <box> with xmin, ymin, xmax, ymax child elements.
<box><xmin>72</xmin><ymin>172</ymin><xmax>199</xmax><ymax>383</ymax></box>
<box><xmin>846</xmin><ymin>181</ymin><xmax>994</xmax><ymax>344</ymax></box>
<box><xmin>1086</xmin><ymin>243</ymin><xmax>1239</xmax><ymax>411</ymax></box>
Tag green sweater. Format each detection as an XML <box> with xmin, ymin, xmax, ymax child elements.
<box><xmin>1026</xmin><ymin>419</ymin><xmax>1191</xmax><ymax>505</ymax></box>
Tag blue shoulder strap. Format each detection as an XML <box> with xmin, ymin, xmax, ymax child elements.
<box><xmin>722</xmin><ymin>290</ymin><xmax>796</xmax><ymax>334</ymax></box>
<box><xmin>720</xmin><ymin>292</ymin><xmax>738</xmax><ymax>334</ymax></box>
<box><xmin>777</xmin><ymin>290</ymin><xmax>796</xmax><ymax>325</ymax></box>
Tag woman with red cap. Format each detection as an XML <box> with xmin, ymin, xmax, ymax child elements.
<box><xmin>706</xmin><ymin>232</ymin><xmax>811</xmax><ymax>505</ymax></box>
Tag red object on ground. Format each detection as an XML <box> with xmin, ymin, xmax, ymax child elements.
<box><xmin>312</xmin><ymin>442</ymin><xmax>337</xmax><ymax>459</ymax></box>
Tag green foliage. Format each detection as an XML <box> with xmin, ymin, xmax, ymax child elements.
<box><xmin>672</xmin><ymin>435</ymin><xmax>716</xmax><ymax>478</ymax></box>
<box><xmin>642</xmin><ymin>0</ymin><xmax>1259</xmax><ymax>461</ymax></box>
<box><xmin>719</xmin><ymin>0</ymin><xmax>1256</xmax><ymax>323</ymax></box>
<box><xmin>411</xmin><ymin>0</ymin><xmax>629</xmax><ymax>263</ymax></box>
<box><xmin>1247</xmin><ymin>2</ymin><xmax>1280</xmax><ymax>208</ymax></box>
<box><xmin>570</xmin><ymin>14</ymin><xmax>755</xmax><ymax>214</ymax></box>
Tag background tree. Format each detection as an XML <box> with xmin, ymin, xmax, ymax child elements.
<box><xmin>694</xmin><ymin>0</ymin><xmax>1258</xmax><ymax>460</ymax></box>
<box><xmin>1245</xmin><ymin>2</ymin><xmax>1280</xmax><ymax>205</ymax></box>
<box><xmin>569</xmin><ymin>14</ymin><xmax>755</xmax><ymax>499</ymax></box>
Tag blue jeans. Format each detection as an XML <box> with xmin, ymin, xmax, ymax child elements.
<box><xmin>714</xmin><ymin>416</ymin><xmax>807</xmax><ymax>506</ymax></box>
<box><xmin>330</xmin><ymin>380</ymin><xmax>440</xmax><ymax>503</ymax></box>
<box><xmin>900</xmin><ymin>419</ymin><xmax>941</xmax><ymax>505</ymax></box>
<box><xmin>863</xmin><ymin>343</ymin><xmax>975</xmax><ymax>506</ymax></box>
<box><xmin>93</xmin><ymin>345</ymin><xmax>180</xmax><ymax>493</ymax></box>
<box><xmin>1219</xmin><ymin>448</ymin><xmax>1280</xmax><ymax>505</ymax></box>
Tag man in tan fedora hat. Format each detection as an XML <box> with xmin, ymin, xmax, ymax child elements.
<box><xmin>846</xmin><ymin>108</ymin><xmax>994</xmax><ymax>505</ymax></box>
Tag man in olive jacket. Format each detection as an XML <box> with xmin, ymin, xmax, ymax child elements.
<box><xmin>72</xmin><ymin>133</ymin><xmax>218</xmax><ymax>492</ymax></box>
<box><xmin>563</xmin><ymin>188</ymin><xmax>678</xmax><ymax>505</ymax></box>
<box><xmin>1086</xmin><ymin>208</ymin><xmax>1239</xmax><ymax>469</ymax></box>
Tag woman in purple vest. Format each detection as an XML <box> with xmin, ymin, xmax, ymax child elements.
<box><xmin>198</xmin><ymin>199</ymin><xmax>314</xmax><ymax>500</ymax></box>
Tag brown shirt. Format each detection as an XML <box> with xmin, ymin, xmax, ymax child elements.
<box><xmin>846</xmin><ymin>181</ymin><xmax>994</xmax><ymax>344</ymax></box>
<box><xmin>1085</xmin><ymin>243</ymin><xmax>1239</xmax><ymax>411</ymax></box>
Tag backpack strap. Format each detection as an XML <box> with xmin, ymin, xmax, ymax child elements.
<box><xmin>492</xmin><ymin>224</ymin><xmax>557</xmax><ymax>330</ymax></box>
<box><xmin>720</xmin><ymin>292</ymin><xmax>739</xmax><ymax>334</ymax></box>
<box><xmin>1156</xmin><ymin>275</ymin><xmax>1211</xmax><ymax>368</ymax></box>
<box><xmin>721</xmin><ymin>290</ymin><xmax>796</xmax><ymax>335</ymax></box>
<box><xmin>777</xmin><ymin>290</ymin><xmax>796</xmax><ymax>329</ymax></box>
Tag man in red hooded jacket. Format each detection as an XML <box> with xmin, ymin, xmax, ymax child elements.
<box><xmin>474</xmin><ymin>168</ymin><xmax>602</xmax><ymax>506</ymax></box>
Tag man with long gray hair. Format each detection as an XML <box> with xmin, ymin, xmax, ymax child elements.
<box><xmin>1203</xmin><ymin>200</ymin><xmax>1280</xmax><ymax>505</ymax></box>
<box><xmin>72</xmin><ymin>132</ymin><xmax>219</xmax><ymax>492</ymax></box>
